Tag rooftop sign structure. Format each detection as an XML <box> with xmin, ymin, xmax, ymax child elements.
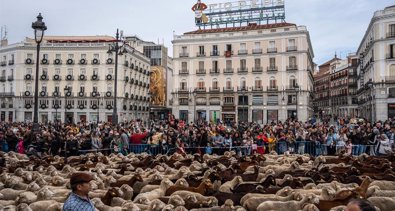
<box><xmin>192</xmin><ymin>0</ymin><xmax>286</xmax><ymax>28</ymax></box>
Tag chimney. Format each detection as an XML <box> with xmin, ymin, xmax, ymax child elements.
<box><xmin>0</xmin><ymin>39</ymin><xmax>7</xmax><ymax>47</ymax></box>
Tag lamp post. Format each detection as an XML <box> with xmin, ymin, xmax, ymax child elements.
<box><xmin>294</xmin><ymin>83</ymin><xmax>300</xmax><ymax>121</ymax></box>
<box><xmin>96</xmin><ymin>93</ymin><xmax>100</xmax><ymax>124</ymax></box>
<box><xmin>366</xmin><ymin>81</ymin><xmax>374</xmax><ymax>121</ymax></box>
<box><xmin>31</xmin><ymin>13</ymin><xmax>47</xmax><ymax>133</ymax></box>
<box><xmin>54</xmin><ymin>95</ymin><xmax>58</xmax><ymax>129</ymax></box>
<box><xmin>107</xmin><ymin>29</ymin><xmax>126</xmax><ymax>125</ymax></box>
<box><xmin>64</xmin><ymin>87</ymin><xmax>69</xmax><ymax>124</ymax></box>
<box><xmin>192</xmin><ymin>91</ymin><xmax>197</xmax><ymax>123</ymax></box>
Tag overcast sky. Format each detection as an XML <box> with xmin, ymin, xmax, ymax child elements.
<box><xmin>0</xmin><ymin>0</ymin><xmax>394</xmax><ymax>65</ymax></box>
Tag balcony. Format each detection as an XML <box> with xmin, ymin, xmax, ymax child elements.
<box><xmin>210</xmin><ymin>69</ymin><xmax>220</xmax><ymax>75</ymax></box>
<box><xmin>196</xmin><ymin>52</ymin><xmax>206</xmax><ymax>57</ymax></box>
<box><xmin>178</xmin><ymin>88</ymin><xmax>189</xmax><ymax>93</ymax></box>
<box><xmin>223</xmin><ymin>87</ymin><xmax>234</xmax><ymax>93</ymax></box>
<box><xmin>252</xmin><ymin>86</ymin><xmax>263</xmax><ymax>91</ymax></box>
<box><xmin>179</xmin><ymin>52</ymin><xmax>189</xmax><ymax>58</ymax></box>
<box><xmin>196</xmin><ymin>101</ymin><xmax>207</xmax><ymax>106</ymax></box>
<box><xmin>252</xmin><ymin>48</ymin><xmax>263</xmax><ymax>54</ymax></box>
<box><xmin>195</xmin><ymin>87</ymin><xmax>206</xmax><ymax>93</ymax></box>
<box><xmin>267</xmin><ymin>66</ymin><xmax>278</xmax><ymax>72</ymax></box>
<box><xmin>286</xmin><ymin>65</ymin><xmax>298</xmax><ymax>71</ymax></box>
<box><xmin>0</xmin><ymin>61</ymin><xmax>6</xmax><ymax>66</ymax></box>
<box><xmin>0</xmin><ymin>76</ymin><xmax>6</xmax><ymax>82</ymax></box>
<box><xmin>252</xmin><ymin>67</ymin><xmax>263</xmax><ymax>73</ymax></box>
<box><xmin>8</xmin><ymin>60</ymin><xmax>14</xmax><ymax>65</ymax></box>
<box><xmin>387</xmin><ymin>53</ymin><xmax>395</xmax><ymax>60</ymax></box>
<box><xmin>179</xmin><ymin>101</ymin><xmax>189</xmax><ymax>106</ymax></box>
<box><xmin>196</xmin><ymin>69</ymin><xmax>206</xmax><ymax>75</ymax></box>
<box><xmin>267</xmin><ymin>48</ymin><xmax>277</xmax><ymax>53</ymax></box>
<box><xmin>387</xmin><ymin>32</ymin><xmax>395</xmax><ymax>38</ymax></box>
<box><xmin>7</xmin><ymin>76</ymin><xmax>13</xmax><ymax>81</ymax></box>
<box><xmin>286</xmin><ymin>46</ymin><xmax>298</xmax><ymax>52</ymax></box>
<box><xmin>286</xmin><ymin>85</ymin><xmax>298</xmax><ymax>90</ymax></box>
<box><xmin>223</xmin><ymin>68</ymin><xmax>234</xmax><ymax>74</ymax></box>
<box><xmin>237</xmin><ymin>68</ymin><xmax>248</xmax><ymax>73</ymax></box>
<box><xmin>238</xmin><ymin>49</ymin><xmax>248</xmax><ymax>55</ymax></box>
<box><xmin>267</xmin><ymin>86</ymin><xmax>279</xmax><ymax>91</ymax></box>
<box><xmin>0</xmin><ymin>92</ymin><xmax>14</xmax><ymax>97</ymax></box>
<box><xmin>237</xmin><ymin>86</ymin><xmax>248</xmax><ymax>91</ymax></box>
<box><xmin>210</xmin><ymin>51</ymin><xmax>220</xmax><ymax>56</ymax></box>
<box><xmin>385</xmin><ymin>76</ymin><xmax>395</xmax><ymax>83</ymax></box>
<box><xmin>179</xmin><ymin>70</ymin><xmax>189</xmax><ymax>75</ymax></box>
<box><xmin>224</xmin><ymin>51</ymin><xmax>233</xmax><ymax>58</ymax></box>
<box><xmin>209</xmin><ymin>87</ymin><xmax>220</xmax><ymax>93</ymax></box>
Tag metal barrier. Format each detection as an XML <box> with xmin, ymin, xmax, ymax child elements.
<box><xmin>129</xmin><ymin>144</ymin><xmax>168</xmax><ymax>155</ymax></box>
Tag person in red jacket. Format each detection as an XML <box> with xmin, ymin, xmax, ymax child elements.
<box><xmin>130</xmin><ymin>129</ymin><xmax>148</xmax><ymax>145</ymax></box>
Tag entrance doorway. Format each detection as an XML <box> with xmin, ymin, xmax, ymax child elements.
<box><xmin>65</xmin><ymin>112</ymin><xmax>74</xmax><ymax>124</ymax></box>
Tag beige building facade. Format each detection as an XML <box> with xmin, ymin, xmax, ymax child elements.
<box><xmin>171</xmin><ymin>23</ymin><xmax>315</xmax><ymax>123</ymax></box>
<box><xmin>357</xmin><ymin>5</ymin><xmax>395</xmax><ymax>121</ymax></box>
<box><xmin>0</xmin><ymin>36</ymin><xmax>150</xmax><ymax>123</ymax></box>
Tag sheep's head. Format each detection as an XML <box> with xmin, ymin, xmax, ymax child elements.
<box><xmin>133</xmin><ymin>174</ymin><xmax>144</xmax><ymax>182</ymax></box>
<box><xmin>283</xmin><ymin>174</ymin><xmax>293</xmax><ymax>181</ymax></box>
<box><xmin>121</xmin><ymin>202</ymin><xmax>140</xmax><ymax>211</ymax></box>
<box><xmin>161</xmin><ymin>204</ymin><xmax>175</xmax><ymax>211</ymax></box>
<box><xmin>175</xmin><ymin>178</ymin><xmax>189</xmax><ymax>187</ymax></box>
<box><xmin>221</xmin><ymin>199</ymin><xmax>234</xmax><ymax>209</ymax></box>
<box><xmin>22</xmin><ymin>172</ymin><xmax>33</xmax><ymax>183</ymax></box>
<box><xmin>16</xmin><ymin>203</ymin><xmax>32</xmax><ymax>211</ymax></box>
<box><xmin>276</xmin><ymin>186</ymin><xmax>293</xmax><ymax>196</ymax></box>
<box><xmin>169</xmin><ymin>194</ymin><xmax>185</xmax><ymax>206</ymax></box>
<box><xmin>305</xmin><ymin>193</ymin><xmax>320</xmax><ymax>205</ymax></box>
<box><xmin>302</xmin><ymin>203</ymin><xmax>320</xmax><ymax>211</ymax></box>
<box><xmin>37</xmin><ymin>187</ymin><xmax>54</xmax><ymax>200</ymax></box>
<box><xmin>135</xmin><ymin>196</ymin><xmax>151</xmax><ymax>205</ymax></box>
<box><xmin>27</xmin><ymin>182</ymin><xmax>40</xmax><ymax>192</ymax></box>
<box><xmin>206</xmin><ymin>196</ymin><xmax>218</xmax><ymax>207</ymax></box>
<box><xmin>149</xmin><ymin>199</ymin><xmax>166</xmax><ymax>211</ymax></box>
<box><xmin>203</xmin><ymin>179</ymin><xmax>214</xmax><ymax>189</ymax></box>
<box><xmin>160</xmin><ymin>178</ymin><xmax>173</xmax><ymax>190</ymax></box>
<box><xmin>174</xmin><ymin>206</ymin><xmax>188</xmax><ymax>211</ymax></box>
<box><xmin>52</xmin><ymin>176</ymin><xmax>65</xmax><ymax>186</ymax></box>
<box><xmin>14</xmin><ymin>168</ymin><xmax>24</xmax><ymax>176</ymax></box>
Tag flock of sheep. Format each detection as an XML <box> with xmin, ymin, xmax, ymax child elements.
<box><xmin>0</xmin><ymin>150</ymin><xmax>394</xmax><ymax>211</ymax></box>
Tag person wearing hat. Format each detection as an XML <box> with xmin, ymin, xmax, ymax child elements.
<box><xmin>63</xmin><ymin>172</ymin><xmax>95</xmax><ymax>211</ymax></box>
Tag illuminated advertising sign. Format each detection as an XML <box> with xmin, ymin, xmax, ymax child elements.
<box><xmin>192</xmin><ymin>0</ymin><xmax>286</xmax><ymax>28</ymax></box>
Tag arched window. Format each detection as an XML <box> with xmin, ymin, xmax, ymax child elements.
<box><xmin>212</xmin><ymin>78</ymin><xmax>218</xmax><ymax>89</ymax></box>
<box><xmin>254</xmin><ymin>77</ymin><xmax>262</xmax><ymax>88</ymax></box>
<box><xmin>289</xmin><ymin>56</ymin><xmax>297</xmax><ymax>67</ymax></box>
<box><xmin>289</xmin><ymin>75</ymin><xmax>297</xmax><ymax>88</ymax></box>
<box><xmin>180</xmin><ymin>79</ymin><xmax>187</xmax><ymax>90</ymax></box>
<box><xmin>226</xmin><ymin>78</ymin><xmax>232</xmax><ymax>89</ymax></box>
<box><xmin>197</xmin><ymin>78</ymin><xmax>205</xmax><ymax>89</ymax></box>
<box><xmin>240</xmin><ymin>77</ymin><xmax>246</xmax><ymax>89</ymax></box>
<box><xmin>269</xmin><ymin>77</ymin><xmax>276</xmax><ymax>88</ymax></box>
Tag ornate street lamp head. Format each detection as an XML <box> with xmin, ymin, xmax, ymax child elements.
<box><xmin>32</xmin><ymin>13</ymin><xmax>47</xmax><ymax>44</ymax></box>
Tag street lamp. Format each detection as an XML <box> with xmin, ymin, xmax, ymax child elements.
<box><xmin>31</xmin><ymin>13</ymin><xmax>47</xmax><ymax>133</ymax></box>
<box><xmin>96</xmin><ymin>93</ymin><xmax>101</xmax><ymax>124</ymax></box>
<box><xmin>107</xmin><ymin>29</ymin><xmax>127</xmax><ymax>125</ymax></box>
<box><xmin>191</xmin><ymin>90</ymin><xmax>197</xmax><ymax>123</ymax></box>
<box><xmin>366</xmin><ymin>81</ymin><xmax>374</xmax><ymax>121</ymax></box>
<box><xmin>294</xmin><ymin>83</ymin><xmax>300</xmax><ymax>121</ymax></box>
<box><xmin>54</xmin><ymin>95</ymin><xmax>59</xmax><ymax>129</ymax></box>
<box><xmin>64</xmin><ymin>87</ymin><xmax>70</xmax><ymax>124</ymax></box>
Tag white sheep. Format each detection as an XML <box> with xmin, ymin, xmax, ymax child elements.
<box><xmin>367</xmin><ymin>185</ymin><xmax>395</xmax><ymax>197</ymax></box>
<box><xmin>329</xmin><ymin>205</ymin><xmax>346</xmax><ymax>211</ymax></box>
<box><xmin>148</xmin><ymin>199</ymin><xmax>166</xmax><ymax>211</ymax></box>
<box><xmin>171</xmin><ymin>191</ymin><xmax>218</xmax><ymax>207</ymax></box>
<box><xmin>256</xmin><ymin>193</ymin><xmax>320</xmax><ymax>211</ymax></box>
<box><xmin>133</xmin><ymin>178</ymin><xmax>173</xmax><ymax>202</ymax></box>
<box><xmin>368</xmin><ymin>196</ymin><xmax>395</xmax><ymax>211</ymax></box>
<box><xmin>219</xmin><ymin>176</ymin><xmax>243</xmax><ymax>193</ymax></box>
<box><xmin>28</xmin><ymin>200</ymin><xmax>59</xmax><ymax>211</ymax></box>
<box><xmin>16</xmin><ymin>191</ymin><xmax>37</xmax><ymax>205</ymax></box>
<box><xmin>120</xmin><ymin>184</ymin><xmax>134</xmax><ymax>200</ymax></box>
<box><xmin>244</xmin><ymin>192</ymin><xmax>302</xmax><ymax>211</ymax></box>
<box><xmin>369</xmin><ymin>180</ymin><xmax>395</xmax><ymax>190</ymax></box>
<box><xmin>168</xmin><ymin>194</ymin><xmax>185</xmax><ymax>207</ymax></box>
<box><xmin>0</xmin><ymin>188</ymin><xmax>25</xmax><ymax>200</ymax></box>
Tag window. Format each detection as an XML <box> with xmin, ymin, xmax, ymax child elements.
<box><xmin>180</xmin><ymin>80</ymin><xmax>187</xmax><ymax>90</ymax></box>
<box><xmin>181</xmin><ymin>62</ymin><xmax>187</xmax><ymax>71</ymax></box>
<box><xmin>55</xmin><ymin>54</ymin><xmax>61</xmax><ymax>59</ymax></box>
<box><xmin>213</xmin><ymin>45</ymin><xmax>218</xmax><ymax>53</ymax></box>
<box><xmin>93</xmin><ymin>68</ymin><xmax>98</xmax><ymax>75</ymax></box>
<box><xmin>238</xmin><ymin>95</ymin><xmax>248</xmax><ymax>105</ymax></box>
<box><xmin>390</xmin><ymin>44</ymin><xmax>395</xmax><ymax>58</ymax></box>
<box><xmin>43</xmin><ymin>54</ymin><xmax>48</xmax><ymax>59</ymax></box>
<box><xmin>226</xmin><ymin>60</ymin><xmax>232</xmax><ymax>69</ymax></box>
<box><xmin>255</xmin><ymin>77</ymin><xmax>262</xmax><ymax>88</ymax></box>
<box><xmin>41</xmin><ymin>84</ymin><xmax>47</xmax><ymax>92</ymax></box>
<box><xmin>267</xmin><ymin>95</ymin><xmax>278</xmax><ymax>105</ymax></box>
<box><xmin>390</xmin><ymin>65</ymin><xmax>395</xmax><ymax>76</ymax></box>
<box><xmin>240</xmin><ymin>77</ymin><xmax>246</xmax><ymax>89</ymax></box>
<box><xmin>269</xmin><ymin>41</ymin><xmax>275</xmax><ymax>48</ymax></box>
<box><xmin>289</xmin><ymin>56</ymin><xmax>297</xmax><ymax>66</ymax></box>
<box><xmin>289</xmin><ymin>76</ymin><xmax>297</xmax><ymax>87</ymax></box>
<box><xmin>240</xmin><ymin>59</ymin><xmax>246</xmax><ymax>70</ymax></box>
<box><xmin>269</xmin><ymin>77</ymin><xmax>277</xmax><ymax>88</ymax></box>
<box><xmin>226</xmin><ymin>44</ymin><xmax>232</xmax><ymax>51</ymax></box>
<box><xmin>254</xmin><ymin>42</ymin><xmax>260</xmax><ymax>49</ymax></box>
<box><xmin>198</xmin><ymin>61</ymin><xmax>204</xmax><ymax>70</ymax></box>
<box><xmin>389</xmin><ymin>24</ymin><xmax>395</xmax><ymax>35</ymax></box>
<box><xmin>26</xmin><ymin>68</ymin><xmax>32</xmax><ymax>75</ymax></box>
<box><xmin>9</xmin><ymin>83</ymin><xmax>13</xmax><ymax>93</ymax></box>
<box><xmin>80</xmin><ymin>85</ymin><xmax>85</xmax><ymax>93</ymax></box>
<box><xmin>108</xmin><ymin>68</ymin><xmax>113</xmax><ymax>75</ymax></box>
<box><xmin>55</xmin><ymin>68</ymin><xmax>60</xmax><ymax>75</ymax></box>
<box><xmin>54</xmin><ymin>86</ymin><xmax>60</xmax><ymax>93</ymax></box>
<box><xmin>27</xmin><ymin>53</ymin><xmax>33</xmax><ymax>59</ymax></box>
<box><xmin>212</xmin><ymin>79</ymin><xmax>218</xmax><ymax>89</ymax></box>
<box><xmin>42</xmin><ymin>68</ymin><xmax>48</xmax><ymax>75</ymax></box>
<box><xmin>199</xmin><ymin>46</ymin><xmax>205</xmax><ymax>55</ymax></box>
<box><xmin>67</xmin><ymin>68</ymin><xmax>73</xmax><ymax>75</ymax></box>
<box><xmin>240</xmin><ymin>43</ymin><xmax>246</xmax><ymax>50</ymax></box>
<box><xmin>212</xmin><ymin>61</ymin><xmax>219</xmax><ymax>72</ymax></box>
<box><xmin>81</xmin><ymin>54</ymin><xmax>86</xmax><ymax>59</ymax></box>
<box><xmin>107</xmin><ymin>83</ymin><xmax>113</xmax><ymax>92</ymax></box>
<box><xmin>255</xmin><ymin>58</ymin><xmax>261</xmax><ymax>68</ymax></box>
<box><xmin>181</xmin><ymin>46</ymin><xmax>187</xmax><ymax>53</ymax></box>
<box><xmin>269</xmin><ymin>58</ymin><xmax>276</xmax><ymax>67</ymax></box>
<box><xmin>80</xmin><ymin>68</ymin><xmax>86</xmax><ymax>75</ymax></box>
<box><xmin>252</xmin><ymin>95</ymin><xmax>263</xmax><ymax>105</ymax></box>
<box><xmin>226</xmin><ymin>78</ymin><xmax>232</xmax><ymax>89</ymax></box>
<box><xmin>288</xmin><ymin>39</ymin><xmax>295</xmax><ymax>46</ymax></box>
<box><xmin>68</xmin><ymin>54</ymin><xmax>74</xmax><ymax>59</ymax></box>
<box><xmin>224</xmin><ymin>97</ymin><xmax>234</xmax><ymax>104</ymax></box>
<box><xmin>197</xmin><ymin>79</ymin><xmax>205</xmax><ymax>89</ymax></box>
<box><xmin>93</xmin><ymin>54</ymin><xmax>99</xmax><ymax>59</ymax></box>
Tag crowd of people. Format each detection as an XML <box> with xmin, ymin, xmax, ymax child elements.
<box><xmin>0</xmin><ymin>115</ymin><xmax>394</xmax><ymax>157</ymax></box>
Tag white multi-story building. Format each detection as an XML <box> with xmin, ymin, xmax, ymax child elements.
<box><xmin>357</xmin><ymin>5</ymin><xmax>395</xmax><ymax>121</ymax></box>
<box><xmin>171</xmin><ymin>23</ymin><xmax>315</xmax><ymax>123</ymax></box>
<box><xmin>0</xmin><ymin>36</ymin><xmax>151</xmax><ymax>123</ymax></box>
